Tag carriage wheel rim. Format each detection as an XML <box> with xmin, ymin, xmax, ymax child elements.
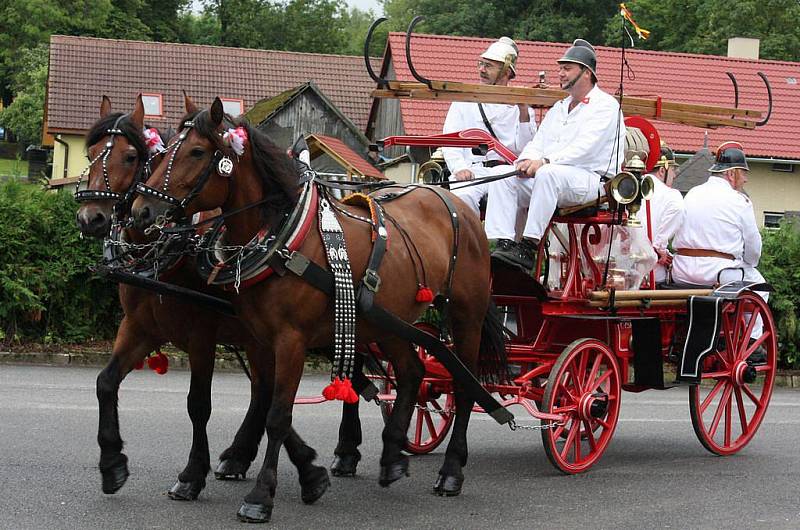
<box><xmin>541</xmin><ymin>338</ymin><xmax>621</xmax><ymax>474</ymax></box>
<box><xmin>689</xmin><ymin>291</ymin><xmax>776</xmax><ymax>455</ymax></box>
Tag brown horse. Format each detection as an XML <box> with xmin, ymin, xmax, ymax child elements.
<box><xmin>131</xmin><ymin>96</ymin><xmax>506</xmax><ymax>523</ymax></box>
<box><xmin>76</xmin><ymin>95</ymin><xmax>330</xmax><ymax>503</ymax></box>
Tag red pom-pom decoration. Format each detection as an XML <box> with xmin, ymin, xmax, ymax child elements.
<box><xmin>147</xmin><ymin>351</ymin><xmax>169</xmax><ymax>375</ymax></box>
<box><xmin>341</xmin><ymin>378</ymin><xmax>359</xmax><ymax>403</ymax></box>
<box><xmin>415</xmin><ymin>286</ymin><xmax>434</xmax><ymax>303</ymax></box>
<box><xmin>322</xmin><ymin>377</ymin><xmax>341</xmax><ymax>401</ymax></box>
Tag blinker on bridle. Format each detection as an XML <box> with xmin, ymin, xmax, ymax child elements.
<box><xmin>134</xmin><ymin>113</ymin><xmax>232</xmax><ymax>222</ymax></box>
<box><xmin>74</xmin><ymin>114</ymin><xmax>152</xmax><ymax>216</ymax></box>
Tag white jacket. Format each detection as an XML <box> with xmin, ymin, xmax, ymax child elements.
<box><xmin>518</xmin><ymin>85</ymin><xmax>626</xmax><ymax>176</ymax></box>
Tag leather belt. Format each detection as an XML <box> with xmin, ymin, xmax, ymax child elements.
<box><xmin>483</xmin><ymin>160</ymin><xmax>505</xmax><ymax>168</ymax></box>
<box><xmin>675</xmin><ymin>248</ymin><xmax>734</xmax><ymax>260</ymax></box>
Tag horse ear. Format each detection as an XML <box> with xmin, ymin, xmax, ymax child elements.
<box><xmin>130</xmin><ymin>94</ymin><xmax>145</xmax><ymax>129</ymax></box>
<box><xmin>210</xmin><ymin>97</ymin><xmax>224</xmax><ymax>126</ymax></box>
<box><xmin>184</xmin><ymin>90</ymin><xmax>198</xmax><ymax>113</ymax></box>
<box><xmin>100</xmin><ymin>95</ymin><xmax>112</xmax><ymax>117</ymax></box>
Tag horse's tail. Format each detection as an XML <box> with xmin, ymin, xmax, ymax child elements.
<box><xmin>477</xmin><ymin>300</ymin><xmax>509</xmax><ymax>384</ymax></box>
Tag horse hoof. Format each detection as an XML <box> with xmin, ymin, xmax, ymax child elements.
<box><xmin>237</xmin><ymin>502</ymin><xmax>272</xmax><ymax>523</ymax></box>
<box><xmin>330</xmin><ymin>453</ymin><xmax>360</xmax><ymax>477</ymax></box>
<box><xmin>433</xmin><ymin>473</ymin><xmax>463</xmax><ymax>497</ymax></box>
<box><xmin>378</xmin><ymin>456</ymin><xmax>410</xmax><ymax>487</ymax></box>
<box><xmin>215</xmin><ymin>458</ymin><xmax>249</xmax><ymax>481</ymax></box>
<box><xmin>168</xmin><ymin>479</ymin><xmax>205</xmax><ymax>501</ymax></box>
<box><xmin>100</xmin><ymin>453</ymin><xmax>129</xmax><ymax>494</ymax></box>
<box><xmin>300</xmin><ymin>465</ymin><xmax>330</xmax><ymax>504</ymax></box>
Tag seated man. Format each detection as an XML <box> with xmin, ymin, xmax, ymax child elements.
<box><xmin>671</xmin><ymin>142</ymin><xmax>767</xmax><ymax>340</ymax></box>
<box><xmin>487</xmin><ymin>39</ymin><xmax>626</xmax><ymax>274</ymax></box>
<box><xmin>442</xmin><ymin>36</ymin><xmax>536</xmax><ymax>215</ymax></box>
<box><xmin>645</xmin><ymin>142</ymin><xmax>684</xmax><ymax>283</ymax></box>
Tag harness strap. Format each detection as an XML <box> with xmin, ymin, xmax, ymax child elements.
<box><xmin>282</xmin><ymin>251</ymin><xmax>513</xmax><ymax>425</ymax></box>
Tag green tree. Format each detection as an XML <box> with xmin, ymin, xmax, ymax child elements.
<box><xmin>0</xmin><ymin>45</ymin><xmax>48</xmax><ymax>146</ymax></box>
<box><xmin>601</xmin><ymin>0</ymin><xmax>800</xmax><ymax>61</ymax></box>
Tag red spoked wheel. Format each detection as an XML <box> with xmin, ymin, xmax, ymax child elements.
<box><xmin>541</xmin><ymin>338</ymin><xmax>622</xmax><ymax>474</ymax></box>
<box><xmin>380</xmin><ymin>323</ymin><xmax>455</xmax><ymax>455</ymax></box>
<box><xmin>689</xmin><ymin>291</ymin><xmax>777</xmax><ymax>455</ymax></box>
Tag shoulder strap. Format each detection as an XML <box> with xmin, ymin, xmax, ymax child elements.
<box><xmin>477</xmin><ymin>103</ymin><xmax>498</xmax><ymax>140</ymax></box>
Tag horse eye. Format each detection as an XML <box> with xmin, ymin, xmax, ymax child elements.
<box><xmin>125</xmin><ymin>153</ymin><xmax>138</xmax><ymax>163</ymax></box>
<box><xmin>190</xmin><ymin>147</ymin><xmax>206</xmax><ymax>158</ymax></box>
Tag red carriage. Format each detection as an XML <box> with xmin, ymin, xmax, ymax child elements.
<box><xmin>354</xmin><ymin>119</ymin><xmax>777</xmax><ymax>474</ymax></box>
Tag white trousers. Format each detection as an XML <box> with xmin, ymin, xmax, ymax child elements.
<box><xmin>672</xmin><ymin>256</ymin><xmax>768</xmax><ymax>338</ymax></box>
<box><xmin>485</xmin><ymin>164</ymin><xmax>601</xmax><ymax>241</ymax></box>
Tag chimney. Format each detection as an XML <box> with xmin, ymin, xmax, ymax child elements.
<box><xmin>727</xmin><ymin>37</ymin><xmax>760</xmax><ymax>60</ymax></box>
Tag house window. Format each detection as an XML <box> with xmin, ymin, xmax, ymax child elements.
<box><xmin>764</xmin><ymin>211</ymin><xmax>784</xmax><ymax>229</ymax></box>
<box><xmin>771</xmin><ymin>162</ymin><xmax>794</xmax><ymax>172</ymax></box>
<box><xmin>141</xmin><ymin>93</ymin><xmax>163</xmax><ymax>117</ymax></box>
<box><xmin>221</xmin><ymin>98</ymin><xmax>244</xmax><ymax>117</ymax></box>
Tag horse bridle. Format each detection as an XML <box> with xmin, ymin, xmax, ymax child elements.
<box><xmin>134</xmin><ymin>115</ymin><xmax>224</xmax><ymax>222</ymax></box>
<box><xmin>74</xmin><ymin>114</ymin><xmax>151</xmax><ymax>218</ymax></box>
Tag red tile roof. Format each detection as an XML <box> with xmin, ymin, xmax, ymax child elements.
<box><xmin>308</xmin><ymin>134</ymin><xmax>385</xmax><ymax>180</ymax></box>
<box><xmin>47</xmin><ymin>35</ymin><xmax>380</xmax><ymax>134</ymax></box>
<box><xmin>382</xmin><ymin>33</ymin><xmax>799</xmax><ymax>160</ymax></box>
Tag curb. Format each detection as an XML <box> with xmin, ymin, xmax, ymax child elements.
<box><xmin>0</xmin><ymin>351</ymin><xmax>332</xmax><ymax>374</ymax></box>
<box><xmin>2</xmin><ymin>351</ymin><xmax>799</xmax><ymax>388</ymax></box>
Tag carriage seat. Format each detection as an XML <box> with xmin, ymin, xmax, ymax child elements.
<box><xmin>656</xmin><ymin>281</ymin><xmax>715</xmax><ymax>291</ymax></box>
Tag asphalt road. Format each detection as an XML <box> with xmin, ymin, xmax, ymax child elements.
<box><xmin>1</xmin><ymin>364</ymin><xmax>799</xmax><ymax>529</ymax></box>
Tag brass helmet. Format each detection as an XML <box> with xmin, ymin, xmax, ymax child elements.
<box><xmin>482</xmin><ymin>37</ymin><xmax>519</xmax><ymax>76</ymax></box>
<box><xmin>557</xmin><ymin>38</ymin><xmax>597</xmax><ymax>78</ymax></box>
<box><xmin>653</xmin><ymin>141</ymin><xmax>678</xmax><ymax>170</ymax></box>
<box><xmin>710</xmin><ymin>141</ymin><xmax>749</xmax><ymax>172</ymax></box>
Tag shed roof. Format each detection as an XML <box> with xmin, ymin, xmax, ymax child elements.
<box><xmin>307</xmin><ymin>133</ymin><xmax>385</xmax><ymax>180</ymax></box>
<box><xmin>46</xmin><ymin>35</ymin><xmax>380</xmax><ymax>134</ymax></box>
<box><xmin>377</xmin><ymin>32</ymin><xmax>799</xmax><ymax>160</ymax></box>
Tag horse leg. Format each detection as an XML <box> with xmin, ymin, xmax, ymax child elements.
<box><xmin>216</xmin><ymin>376</ymin><xmax>268</xmax><ymax>481</ymax></box>
<box><xmin>168</xmin><ymin>338</ymin><xmax>216</xmax><ymax>501</ymax></box>
<box><xmin>330</xmin><ymin>401</ymin><xmax>362</xmax><ymax>477</ymax></box>
<box><xmin>331</xmin><ymin>354</ymin><xmax>365</xmax><ymax>477</ymax></box>
<box><xmin>97</xmin><ymin>318</ymin><xmax>156</xmax><ymax>494</ymax></box>
<box><xmin>434</xmin><ymin>307</ymin><xmax>489</xmax><ymax>497</ymax></box>
<box><xmin>237</xmin><ymin>334</ymin><xmax>306</xmax><ymax>523</ymax></box>
<box><xmin>378</xmin><ymin>338</ymin><xmax>425</xmax><ymax>487</ymax></box>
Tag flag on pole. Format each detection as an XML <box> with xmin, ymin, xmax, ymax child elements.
<box><xmin>620</xmin><ymin>3</ymin><xmax>651</xmax><ymax>40</ymax></box>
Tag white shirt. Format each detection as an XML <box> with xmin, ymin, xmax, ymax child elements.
<box><xmin>671</xmin><ymin>176</ymin><xmax>762</xmax><ymax>285</ymax></box>
<box><xmin>442</xmin><ymin>101</ymin><xmax>536</xmax><ymax>174</ymax></box>
<box><xmin>518</xmin><ymin>85</ymin><xmax>626</xmax><ymax>176</ymax></box>
<box><xmin>647</xmin><ymin>176</ymin><xmax>684</xmax><ymax>250</ymax></box>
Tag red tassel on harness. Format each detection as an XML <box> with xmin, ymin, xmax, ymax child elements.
<box><xmin>147</xmin><ymin>351</ymin><xmax>169</xmax><ymax>375</ymax></box>
<box><xmin>336</xmin><ymin>377</ymin><xmax>359</xmax><ymax>404</ymax></box>
<box><xmin>322</xmin><ymin>377</ymin><xmax>341</xmax><ymax>400</ymax></box>
<box><xmin>415</xmin><ymin>285</ymin><xmax>434</xmax><ymax>303</ymax></box>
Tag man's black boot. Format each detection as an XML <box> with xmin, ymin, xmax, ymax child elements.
<box><xmin>491</xmin><ymin>238</ymin><xmax>538</xmax><ymax>275</ymax></box>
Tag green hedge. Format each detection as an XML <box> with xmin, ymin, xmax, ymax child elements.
<box><xmin>0</xmin><ymin>179</ymin><xmax>120</xmax><ymax>344</ymax></box>
<box><xmin>760</xmin><ymin>220</ymin><xmax>800</xmax><ymax>369</ymax></box>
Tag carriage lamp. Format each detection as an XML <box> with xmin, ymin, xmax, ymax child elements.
<box><xmin>609</xmin><ymin>155</ymin><xmax>654</xmax><ymax>228</ymax></box>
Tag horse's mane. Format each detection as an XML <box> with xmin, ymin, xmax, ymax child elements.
<box><xmin>85</xmin><ymin>112</ymin><xmax>148</xmax><ymax>160</ymax></box>
<box><xmin>185</xmin><ymin>109</ymin><xmax>299</xmax><ymax>223</ymax></box>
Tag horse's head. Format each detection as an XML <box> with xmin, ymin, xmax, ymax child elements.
<box><xmin>131</xmin><ymin>94</ymin><xmax>298</xmax><ymax>232</ymax></box>
<box><xmin>75</xmin><ymin>95</ymin><xmax>165</xmax><ymax>238</ymax></box>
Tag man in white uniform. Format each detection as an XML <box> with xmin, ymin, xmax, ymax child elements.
<box><xmin>442</xmin><ymin>37</ymin><xmax>536</xmax><ymax>215</ymax></box>
<box><xmin>645</xmin><ymin>143</ymin><xmax>684</xmax><ymax>283</ymax></box>
<box><xmin>671</xmin><ymin>142</ymin><xmax>767</xmax><ymax>342</ymax></box>
<box><xmin>487</xmin><ymin>39</ymin><xmax>626</xmax><ymax>273</ymax></box>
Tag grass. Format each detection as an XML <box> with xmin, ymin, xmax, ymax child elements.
<box><xmin>0</xmin><ymin>157</ymin><xmax>28</xmax><ymax>178</ymax></box>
